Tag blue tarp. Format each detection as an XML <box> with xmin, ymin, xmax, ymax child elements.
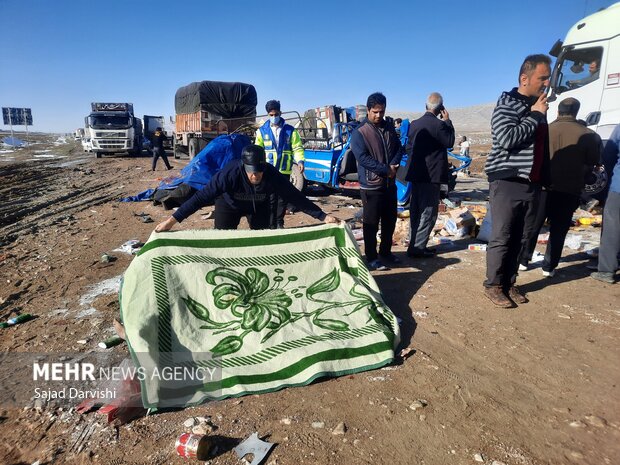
<box><xmin>120</xmin><ymin>134</ymin><xmax>251</xmax><ymax>202</ymax></box>
<box><xmin>2</xmin><ymin>136</ymin><xmax>25</xmax><ymax>147</ymax></box>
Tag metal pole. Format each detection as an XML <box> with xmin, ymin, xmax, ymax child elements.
<box><xmin>9</xmin><ymin>109</ymin><xmax>14</xmax><ymax>144</ymax></box>
<box><xmin>23</xmin><ymin>108</ymin><xmax>29</xmax><ymax>141</ymax></box>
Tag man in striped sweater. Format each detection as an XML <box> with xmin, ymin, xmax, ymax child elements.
<box><xmin>483</xmin><ymin>54</ymin><xmax>552</xmax><ymax>308</ymax></box>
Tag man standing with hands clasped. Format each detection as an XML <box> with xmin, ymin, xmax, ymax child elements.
<box><xmin>483</xmin><ymin>54</ymin><xmax>552</xmax><ymax>308</ymax></box>
<box><xmin>350</xmin><ymin>92</ymin><xmax>403</xmax><ymax>271</ymax></box>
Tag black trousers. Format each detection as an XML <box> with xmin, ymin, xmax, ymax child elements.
<box><xmin>360</xmin><ymin>184</ymin><xmax>397</xmax><ymax>262</ymax></box>
<box><xmin>521</xmin><ymin>190</ymin><xmax>580</xmax><ymax>272</ymax></box>
<box><xmin>485</xmin><ymin>179</ymin><xmax>541</xmax><ymax>289</ymax></box>
<box><xmin>214</xmin><ymin>196</ymin><xmax>270</xmax><ymax>230</ymax></box>
<box><xmin>408</xmin><ymin>182</ymin><xmax>441</xmax><ymax>254</ymax></box>
<box><xmin>270</xmin><ymin>195</ymin><xmax>287</xmax><ymax>229</ymax></box>
<box><xmin>152</xmin><ymin>147</ymin><xmax>172</xmax><ymax>170</ymax></box>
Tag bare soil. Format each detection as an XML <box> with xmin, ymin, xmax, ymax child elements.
<box><xmin>0</xmin><ymin>135</ymin><xmax>618</xmax><ymax>465</ymax></box>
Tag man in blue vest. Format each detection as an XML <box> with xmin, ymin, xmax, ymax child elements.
<box><xmin>255</xmin><ymin>100</ymin><xmax>305</xmax><ymax>228</ymax></box>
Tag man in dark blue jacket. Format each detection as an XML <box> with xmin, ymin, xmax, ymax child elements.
<box><xmin>350</xmin><ymin>92</ymin><xmax>403</xmax><ymax>271</ymax></box>
<box><xmin>404</xmin><ymin>92</ymin><xmax>455</xmax><ymax>258</ymax></box>
<box><xmin>155</xmin><ymin>145</ymin><xmax>338</xmax><ymax>231</ymax></box>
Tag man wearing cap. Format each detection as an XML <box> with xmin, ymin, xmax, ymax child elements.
<box><xmin>155</xmin><ymin>145</ymin><xmax>337</xmax><ymax>231</ymax></box>
<box><xmin>151</xmin><ymin>127</ymin><xmax>173</xmax><ymax>171</ymax></box>
<box><xmin>255</xmin><ymin>100</ymin><xmax>305</xmax><ymax>229</ymax></box>
<box><xmin>519</xmin><ymin>97</ymin><xmax>601</xmax><ymax>277</ymax></box>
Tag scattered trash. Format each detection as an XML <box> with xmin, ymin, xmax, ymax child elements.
<box><xmin>176</xmin><ymin>433</ymin><xmax>214</xmax><ymax>460</ymax></box>
<box><xmin>98</xmin><ymin>336</ymin><xmax>124</xmax><ymax>349</ymax></box>
<box><xmin>468</xmin><ymin>244</ymin><xmax>487</xmax><ymax>251</ymax></box>
<box><xmin>351</xmin><ymin>228</ymin><xmax>364</xmax><ymax>242</ymax></box>
<box><xmin>0</xmin><ymin>313</ymin><xmax>34</xmax><ymax>328</ymax></box>
<box><xmin>113</xmin><ymin>239</ymin><xmax>144</xmax><ymax>255</ymax></box>
<box><xmin>477</xmin><ymin>209</ymin><xmax>492</xmax><ymax>242</ymax></box>
<box><xmin>134</xmin><ymin>212</ymin><xmax>154</xmax><ymax>223</ymax></box>
<box><xmin>413</xmin><ymin>311</ymin><xmax>429</xmax><ymax>318</ymax></box>
<box><xmin>311</xmin><ymin>421</ymin><xmax>325</xmax><ymax>429</ymax></box>
<box><xmin>474</xmin><ymin>453</ymin><xmax>485</xmax><ymax>462</ymax></box>
<box><xmin>537</xmin><ymin>232</ymin><xmax>550</xmax><ymax>244</ymax></box>
<box><xmin>332</xmin><ymin>422</ymin><xmax>347</xmax><ymax>435</ymax></box>
<box><xmin>409</xmin><ymin>399</ymin><xmax>428</xmax><ymax>411</ymax></box>
<box><xmin>76</xmin><ymin>339</ymin><xmax>88</xmax><ymax>344</ymax></box>
<box><xmin>233</xmin><ymin>432</ymin><xmax>275</xmax><ymax>465</ymax></box>
<box><xmin>530</xmin><ymin>251</ymin><xmax>544</xmax><ymax>263</ymax></box>
<box><xmin>100</xmin><ymin>253</ymin><xmax>117</xmax><ymax>263</ymax></box>
<box><xmin>201</xmin><ymin>211</ymin><xmax>213</xmax><ymax>220</ymax></box>
<box><xmin>565</xmin><ymin>234</ymin><xmax>583</xmax><ymax>250</ymax></box>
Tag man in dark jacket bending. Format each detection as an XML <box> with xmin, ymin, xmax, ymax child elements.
<box><xmin>155</xmin><ymin>145</ymin><xmax>338</xmax><ymax>231</ymax></box>
<box><xmin>404</xmin><ymin>92</ymin><xmax>455</xmax><ymax>258</ymax></box>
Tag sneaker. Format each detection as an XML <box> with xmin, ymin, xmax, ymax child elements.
<box><xmin>380</xmin><ymin>253</ymin><xmax>401</xmax><ymax>264</ymax></box>
<box><xmin>507</xmin><ymin>285</ymin><xmax>528</xmax><ymax>304</ymax></box>
<box><xmin>368</xmin><ymin>259</ymin><xmax>389</xmax><ymax>271</ymax></box>
<box><xmin>483</xmin><ymin>286</ymin><xmax>515</xmax><ymax>308</ymax></box>
<box><xmin>590</xmin><ymin>272</ymin><xmax>615</xmax><ymax>284</ymax></box>
<box><xmin>518</xmin><ymin>264</ymin><xmax>528</xmax><ymax>272</ymax></box>
<box><xmin>542</xmin><ymin>269</ymin><xmax>555</xmax><ymax>278</ymax></box>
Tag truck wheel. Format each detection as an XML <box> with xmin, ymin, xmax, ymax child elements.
<box><xmin>96</xmin><ymin>152</ymin><xmax>102</xmax><ymax>159</ymax></box>
<box><xmin>189</xmin><ymin>138</ymin><xmax>200</xmax><ymax>159</ymax></box>
<box><xmin>290</xmin><ymin>164</ymin><xmax>305</xmax><ymax>192</ymax></box>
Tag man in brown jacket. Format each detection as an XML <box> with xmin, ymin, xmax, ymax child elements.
<box><xmin>519</xmin><ymin>97</ymin><xmax>601</xmax><ymax>276</ymax></box>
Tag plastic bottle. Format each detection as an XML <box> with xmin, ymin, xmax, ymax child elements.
<box><xmin>0</xmin><ymin>313</ymin><xmax>34</xmax><ymax>328</ymax></box>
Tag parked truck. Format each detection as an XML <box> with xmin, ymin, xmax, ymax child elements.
<box><xmin>548</xmin><ymin>2</ymin><xmax>620</xmax><ymax>142</ymax></box>
<box><xmin>142</xmin><ymin>115</ymin><xmax>170</xmax><ymax>150</ymax></box>
<box><xmin>173</xmin><ymin>81</ymin><xmax>257</xmax><ymax>159</ymax></box>
<box><xmin>84</xmin><ymin>103</ymin><xmax>143</xmax><ymax>158</ymax></box>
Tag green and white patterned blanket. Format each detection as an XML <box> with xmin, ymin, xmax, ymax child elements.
<box><xmin>120</xmin><ymin>224</ymin><xmax>400</xmax><ymax>409</ymax></box>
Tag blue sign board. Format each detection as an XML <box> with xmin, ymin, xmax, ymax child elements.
<box><xmin>2</xmin><ymin>107</ymin><xmax>33</xmax><ymax>126</ymax></box>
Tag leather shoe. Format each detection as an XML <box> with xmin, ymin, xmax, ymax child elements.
<box><xmin>407</xmin><ymin>249</ymin><xmax>435</xmax><ymax>258</ymax></box>
<box><xmin>507</xmin><ymin>285</ymin><xmax>528</xmax><ymax>304</ymax></box>
<box><xmin>483</xmin><ymin>286</ymin><xmax>515</xmax><ymax>308</ymax></box>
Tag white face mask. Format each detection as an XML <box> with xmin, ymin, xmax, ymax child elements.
<box><xmin>270</xmin><ymin>116</ymin><xmax>281</xmax><ymax>125</ymax></box>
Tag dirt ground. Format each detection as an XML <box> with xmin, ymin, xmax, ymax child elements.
<box><xmin>0</xmin><ymin>134</ymin><xmax>618</xmax><ymax>465</ymax></box>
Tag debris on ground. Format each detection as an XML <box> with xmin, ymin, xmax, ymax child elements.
<box><xmin>233</xmin><ymin>432</ymin><xmax>275</xmax><ymax>465</ymax></box>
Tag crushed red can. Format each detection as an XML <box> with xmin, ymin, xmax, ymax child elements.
<box><xmin>175</xmin><ymin>433</ymin><xmax>212</xmax><ymax>460</ymax></box>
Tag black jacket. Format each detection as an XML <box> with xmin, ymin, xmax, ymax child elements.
<box><xmin>172</xmin><ymin>159</ymin><xmax>326</xmax><ymax>223</ymax></box>
<box><xmin>404</xmin><ymin>112</ymin><xmax>455</xmax><ymax>184</ymax></box>
<box><xmin>349</xmin><ymin>118</ymin><xmax>403</xmax><ymax>190</ymax></box>
<box><xmin>152</xmin><ymin>130</ymin><xmax>167</xmax><ymax>150</ymax></box>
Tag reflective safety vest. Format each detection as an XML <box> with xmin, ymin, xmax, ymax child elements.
<box><xmin>255</xmin><ymin>119</ymin><xmax>305</xmax><ymax>175</ymax></box>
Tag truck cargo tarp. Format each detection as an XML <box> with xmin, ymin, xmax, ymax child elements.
<box><xmin>175</xmin><ymin>81</ymin><xmax>257</xmax><ymax>118</ymax></box>
<box><xmin>120</xmin><ymin>134</ymin><xmax>251</xmax><ymax>202</ymax></box>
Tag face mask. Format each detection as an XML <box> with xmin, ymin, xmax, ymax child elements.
<box><xmin>270</xmin><ymin>116</ymin><xmax>281</xmax><ymax>125</ymax></box>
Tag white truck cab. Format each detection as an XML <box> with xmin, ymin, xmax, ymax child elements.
<box><xmin>548</xmin><ymin>2</ymin><xmax>620</xmax><ymax>142</ymax></box>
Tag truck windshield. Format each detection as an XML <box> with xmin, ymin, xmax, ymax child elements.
<box><xmin>88</xmin><ymin>115</ymin><xmax>131</xmax><ymax>129</ymax></box>
<box><xmin>551</xmin><ymin>46</ymin><xmax>603</xmax><ymax>94</ymax></box>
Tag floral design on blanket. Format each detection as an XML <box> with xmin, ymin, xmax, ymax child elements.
<box><xmin>182</xmin><ymin>266</ymin><xmax>388</xmax><ymax>355</ymax></box>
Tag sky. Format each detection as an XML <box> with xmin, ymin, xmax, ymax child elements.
<box><xmin>0</xmin><ymin>0</ymin><xmax>615</xmax><ymax>133</ymax></box>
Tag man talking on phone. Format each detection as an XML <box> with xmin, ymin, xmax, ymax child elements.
<box><xmin>403</xmin><ymin>92</ymin><xmax>455</xmax><ymax>258</ymax></box>
<box><xmin>483</xmin><ymin>54</ymin><xmax>552</xmax><ymax>308</ymax></box>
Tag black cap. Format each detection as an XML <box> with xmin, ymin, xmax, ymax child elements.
<box><xmin>265</xmin><ymin>100</ymin><xmax>281</xmax><ymax>113</ymax></box>
<box><xmin>558</xmin><ymin>98</ymin><xmax>580</xmax><ymax>116</ymax></box>
<box><xmin>242</xmin><ymin>145</ymin><xmax>266</xmax><ymax>173</ymax></box>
